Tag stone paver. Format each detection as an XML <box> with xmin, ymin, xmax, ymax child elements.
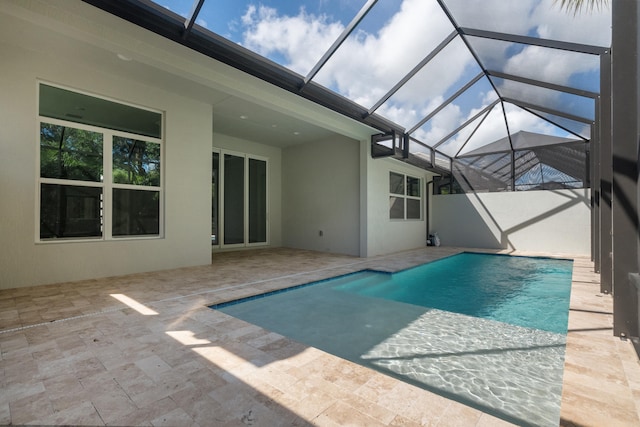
<box><xmin>0</xmin><ymin>247</ymin><xmax>638</xmax><ymax>426</ymax></box>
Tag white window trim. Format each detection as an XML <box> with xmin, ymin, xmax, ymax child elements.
<box><xmin>36</xmin><ymin>119</ymin><xmax>164</xmax><ymax>243</ymax></box>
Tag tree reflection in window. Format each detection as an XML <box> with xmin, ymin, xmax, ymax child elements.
<box><xmin>40</xmin><ymin>123</ymin><xmax>103</xmax><ymax>182</ymax></box>
<box><xmin>112</xmin><ymin>136</ymin><xmax>160</xmax><ymax>186</ymax></box>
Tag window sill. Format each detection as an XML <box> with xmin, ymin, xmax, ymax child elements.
<box><xmin>36</xmin><ymin>235</ymin><xmax>164</xmax><ymax>244</ymax></box>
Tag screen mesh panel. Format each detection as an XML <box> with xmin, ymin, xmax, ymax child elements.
<box><xmin>444</xmin><ymin>141</ymin><xmax>587</xmax><ymax>193</ymax></box>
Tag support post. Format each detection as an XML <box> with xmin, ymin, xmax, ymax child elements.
<box><xmin>590</xmin><ymin>120</ymin><xmax>599</xmax><ymax>270</ymax></box>
<box><xmin>511</xmin><ymin>151</ymin><xmax>516</xmax><ymax>191</ymax></box>
<box><xmin>600</xmin><ymin>51</ymin><xmax>613</xmax><ymax>293</ymax></box>
<box><xmin>611</xmin><ymin>0</ymin><xmax>640</xmax><ymax>337</ymax></box>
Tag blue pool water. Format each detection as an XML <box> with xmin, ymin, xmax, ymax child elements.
<box><xmin>333</xmin><ymin>252</ymin><xmax>573</xmax><ymax>334</ymax></box>
<box><xmin>213</xmin><ymin>253</ymin><xmax>574</xmax><ymax>426</ymax></box>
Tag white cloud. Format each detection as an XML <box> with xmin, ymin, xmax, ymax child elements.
<box><xmin>378</xmin><ymin>36</ymin><xmax>476</xmax><ymax>117</ymax></box>
<box><xmin>440</xmin><ymin>0</ymin><xmax>545</xmax><ymax>43</ymax></box>
<box><xmin>314</xmin><ymin>0</ymin><xmax>471</xmax><ymax>109</ymax></box>
<box><xmin>412</xmin><ymin>103</ymin><xmax>463</xmax><ymax>146</ymax></box>
<box><xmin>378</xmin><ymin>95</ymin><xmax>447</xmax><ymax>131</ymax></box>
<box><xmin>443</xmin><ymin>0</ymin><xmax>608</xmax><ymax>88</ymax></box>
<box><xmin>443</xmin><ymin>0</ymin><xmax>610</xmax><ymax>46</ymax></box>
<box><xmin>532</xmin><ymin>0</ymin><xmax>611</xmax><ymax>47</ymax></box>
<box><xmin>503</xmin><ymin>103</ymin><xmax>564</xmax><ymax>135</ymax></box>
<box><xmin>236</xmin><ymin>0</ymin><xmax>606</xmax><ymax>154</ymax></box>
<box><xmin>241</xmin><ymin>5</ymin><xmax>344</xmax><ymax>76</ymax></box>
<box><xmin>240</xmin><ymin>0</ymin><xmax>473</xmax><ymax>114</ymax></box>
<box><xmin>504</xmin><ymin>45</ymin><xmax>597</xmax><ymax>85</ymax></box>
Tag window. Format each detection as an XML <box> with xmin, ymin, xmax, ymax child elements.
<box><xmin>389</xmin><ymin>172</ymin><xmax>422</xmax><ymax>220</ymax></box>
<box><xmin>38</xmin><ymin>84</ymin><xmax>162</xmax><ymax>241</ymax></box>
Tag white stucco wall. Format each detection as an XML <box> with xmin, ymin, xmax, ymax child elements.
<box><xmin>212</xmin><ymin>133</ymin><xmax>283</xmax><ymax>249</ymax></box>
<box><xmin>282</xmin><ymin>137</ymin><xmax>360</xmax><ymax>256</ymax></box>
<box><xmin>431</xmin><ymin>189</ymin><xmax>591</xmax><ymax>255</ymax></box>
<box><xmin>363</xmin><ymin>152</ymin><xmax>434</xmax><ymax>257</ymax></box>
<box><xmin>0</xmin><ymin>38</ymin><xmax>212</xmax><ymax>289</ymax></box>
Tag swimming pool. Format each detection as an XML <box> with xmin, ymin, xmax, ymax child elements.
<box><xmin>212</xmin><ymin>252</ymin><xmax>573</xmax><ymax>426</ymax></box>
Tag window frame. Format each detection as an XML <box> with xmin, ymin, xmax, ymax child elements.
<box><xmin>389</xmin><ymin>171</ymin><xmax>423</xmax><ymax>221</ymax></box>
<box><xmin>36</xmin><ymin>85</ymin><xmax>163</xmax><ymax>243</ymax></box>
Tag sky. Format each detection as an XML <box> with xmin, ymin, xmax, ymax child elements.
<box><xmin>153</xmin><ymin>0</ymin><xmax>611</xmax><ymax>156</ymax></box>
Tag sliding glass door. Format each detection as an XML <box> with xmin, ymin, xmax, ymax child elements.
<box><xmin>248</xmin><ymin>158</ymin><xmax>267</xmax><ymax>243</ymax></box>
<box><xmin>223</xmin><ymin>153</ymin><xmax>245</xmax><ymax>245</ymax></box>
<box><xmin>212</xmin><ymin>151</ymin><xmax>267</xmax><ymax>248</ymax></box>
<box><xmin>211</xmin><ymin>153</ymin><xmax>219</xmax><ymax>245</ymax></box>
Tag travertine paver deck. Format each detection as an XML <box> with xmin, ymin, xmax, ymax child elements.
<box><xmin>0</xmin><ymin>247</ymin><xmax>638</xmax><ymax>426</ymax></box>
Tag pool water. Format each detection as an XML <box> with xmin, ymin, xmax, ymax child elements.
<box><xmin>334</xmin><ymin>252</ymin><xmax>573</xmax><ymax>334</ymax></box>
<box><xmin>213</xmin><ymin>253</ymin><xmax>573</xmax><ymax>426</ymax></box>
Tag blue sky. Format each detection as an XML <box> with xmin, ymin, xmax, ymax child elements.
<box><xmin>151</xmin><ymin>0</ymin><xmax>610</xmax><ymax>152</ymax></box>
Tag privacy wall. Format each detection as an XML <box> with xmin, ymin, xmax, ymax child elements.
<box><xmin>431</xmin><ymin>189</ymin><xmax>591</xmax><ymax>255</ymax></box>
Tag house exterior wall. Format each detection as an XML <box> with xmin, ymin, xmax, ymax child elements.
<box><xmin>212</xmin><ymin>133</ymin><xmax>283</xmax><ymax>249</ymax></box>
<box><xmin>0</xmin><ymin>42</ymin><xmax>212</xmax><ymax>289</ymax></box>
<box><xmin>431</xmin><ymin>189</ymin><xmax>591</xmax><ymax>255</ymax></box>
<box><xmin>363</xmin><ymin>152</ymin><xmax>434</xmax><ymax>257</ymax></box>
<box><xmin>282</xmin><ymin>137</ymin><xmax>360</xmax><ymax>256</ymax></box>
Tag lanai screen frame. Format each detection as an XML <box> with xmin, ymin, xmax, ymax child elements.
<box><xmin>79</xmin><ymin>1</ymin><xmax>640</xmax><ymax>343</ymax></box>
<box><xmin>81</xmin><ymin>0</ymin><xmax>609</xmax><ymax>174</ymax></box>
